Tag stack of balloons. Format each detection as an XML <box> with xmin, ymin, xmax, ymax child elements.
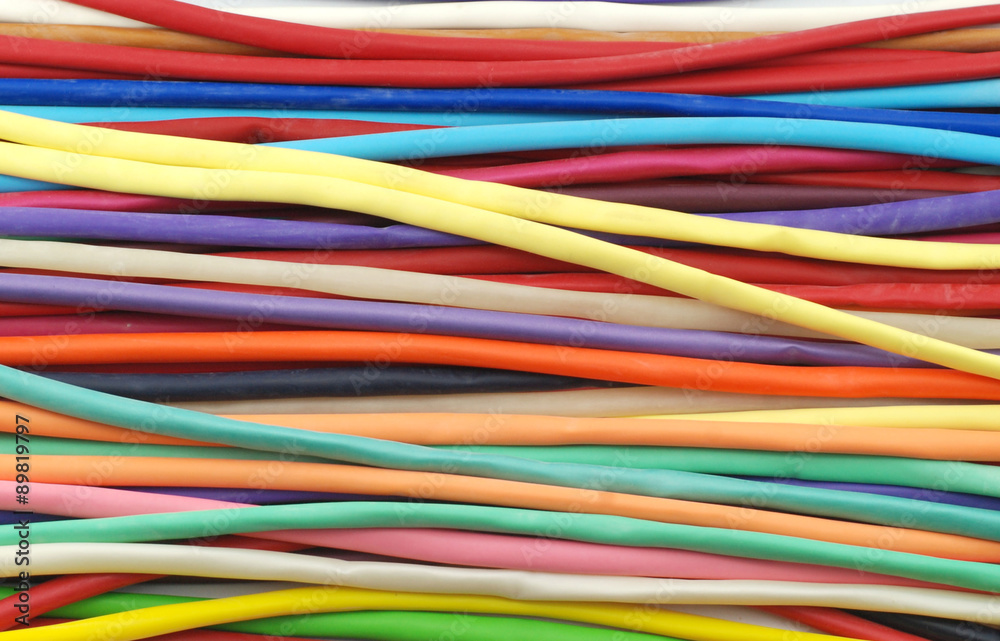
<box><xmin>0</xmin><ymin>0</ymin><xmax>999</xmax><ymax>639</ymax></box>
